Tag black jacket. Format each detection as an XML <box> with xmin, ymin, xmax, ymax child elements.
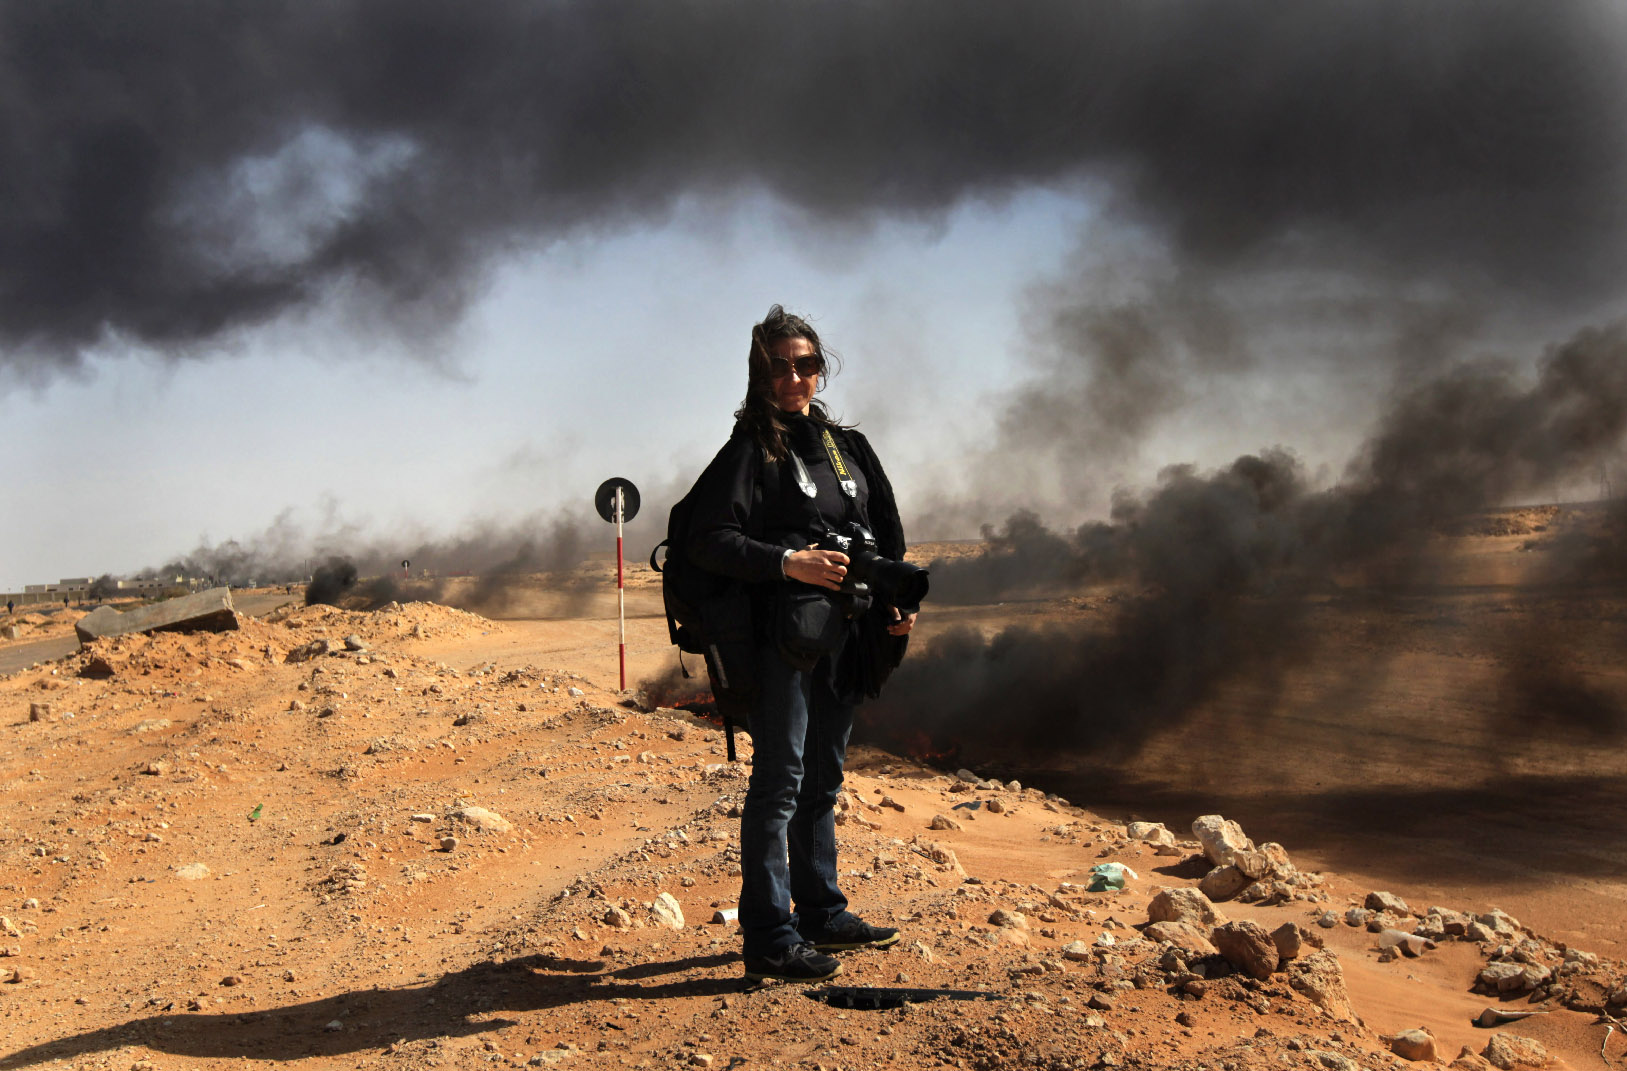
<box><xmin>688</xmin><ymin>414</ymin><xmax>908</xmax><ymax>700</ymax></box>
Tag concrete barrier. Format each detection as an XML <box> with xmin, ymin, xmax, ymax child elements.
<box><xmin>75</xmin><ymin>587</ymin><xmax>239</xmax><ymax>644</ymax></box>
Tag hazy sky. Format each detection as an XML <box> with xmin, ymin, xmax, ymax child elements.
<box><xmin>5</xmin><ymin>1</ymin><xmax>1626</xmax><ymax>589</ymax></box>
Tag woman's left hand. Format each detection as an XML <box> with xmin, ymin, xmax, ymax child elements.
<box><xmin>887</xmin><ymin>607</ymin><xmax>918</xmax><ymax>636</ymax></box>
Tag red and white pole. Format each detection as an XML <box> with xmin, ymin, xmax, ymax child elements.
<box><xmin>615</xmin><ymin>485</ymin><xmax>627</xmax><ymax>691</ymax></box>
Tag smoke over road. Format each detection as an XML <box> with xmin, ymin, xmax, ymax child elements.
<box><xmin>872</xmin><ymin>324</ymin><xmax>1627</xmax><ymax>758</ymax></box>
<box><xmin>160</xmin><ymin>514</ymin><xmax>593</xmax><ymax>615</ymax></box>
<box><xmin>3</xmin><ymin>1</ymin><xmax>1623</xmax><ymax>381</ymax></box>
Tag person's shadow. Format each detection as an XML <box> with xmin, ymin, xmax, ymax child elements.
<box><xmin>1</xmin><ymin>952</ymin><xmax>741</xmax><ymax>1067</ymax></box>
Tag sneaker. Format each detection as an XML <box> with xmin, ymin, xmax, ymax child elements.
<box><xmin>743</xmin><ymin>942</ymin><xmax>844</xmax><ymax>983</ymax></box>
<box><xmin>801</xmin><ymin>916</ymin><xmax>901</xmax><ymax>952</ymax></box>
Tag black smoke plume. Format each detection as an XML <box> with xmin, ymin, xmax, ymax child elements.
<box><xmin>152</xmin><ymin>514</ymin><xmax>597</xmax><ymax>615</ymax></box>
<box><xmin>871</xmin><ymin>324</ymin><xmax>1627</xmax><ymax>758</ymax></box>
<box><xmin>3</xmin><ymin>1</ymin><xmax>1623</xmax><ymax>379</ymax></box>
<box><xmin>305</xmin><ymin>558</ymin><xmax>359</xmax><ymax>607</ymax></box>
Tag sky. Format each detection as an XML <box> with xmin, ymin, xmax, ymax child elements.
<box><xmin>5</xmin><ymin>1</ymin><xmax>1627</xmax><ymax>589</ymax></box>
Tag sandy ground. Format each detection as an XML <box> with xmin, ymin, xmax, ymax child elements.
<box><xmin>0</xmin><ymin>523</ymin><xmax>1623</xmax><ymax>1070</ymax></box>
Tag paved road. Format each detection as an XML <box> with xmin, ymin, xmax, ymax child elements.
<box><xmin>0</xmin><ymin>591</ymin><xmax>301</xmax><ymax>677</ymax></box>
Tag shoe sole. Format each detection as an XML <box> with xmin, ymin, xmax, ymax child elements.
<box><xmin>809</xmin><ymin>932</ymin><xmax>901</xmax><ymax>952</ymax></box>
<box><xmin>743</xmin><ymin>961</ymin><xmax>843</xmax><ymax>983</ymax></box>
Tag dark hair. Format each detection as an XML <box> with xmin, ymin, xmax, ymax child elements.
<box><xmin>733</xmin><ymin>304</ymin><xmax>849</xmax><ymax>461</ymax></box>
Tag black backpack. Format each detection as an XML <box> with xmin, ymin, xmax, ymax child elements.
<box><xmin>649</xmin><ymin>452</ymin><xmax>774</xmax><ymax>760</ymax></box>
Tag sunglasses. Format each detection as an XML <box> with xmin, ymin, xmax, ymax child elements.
<box><xmin>768</xmin><ymin>355</ymin><xmax>823</xmax><ymax>379</ymax></box>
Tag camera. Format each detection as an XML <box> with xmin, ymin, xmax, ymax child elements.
<box><xmin>818</xmin><ymin>522</ymin><xmax>931</xmax><ymax>618</ymax></box>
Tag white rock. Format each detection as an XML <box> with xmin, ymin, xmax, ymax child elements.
<box><xmin>567</xmin><ymin>687</ymin><xmax>584</xmax><ymax>698</ymax></box>
<box><xmin>651</xmin><ymin>892</ymin><xmax>685</xmax><ymax>929</ymax></box>
<box><xmin>1190</xmin><ymin>815</ymin><xmax>1254</xmax><ymax>868</ymax></box>
<box><xmin>1365</xmin><ymin>890</ymin><xmax>1410</xmax><ymax>915</ymax></box>
<box><xmin>453</xmin><ymin>806</ymin><xmax>513</xmax><ymax>833</ymax></box>
<box><xmin>174</xmin><ymin>863</ymin><xmax>211</xmax><ymax>881</ymax></box>
<box><xmin>1060</xmin><ymin>940</ymin><xmax>1093</xmax><ymax>961</ymax></box>
<box><xmin>1125</xmin><ymin>821</ymin><xmax>1176</xmax><ymax>847</ymax></box>
<box><xmin>1147</xmin><ymin>886</ymin><xmax>1225</xmax><ymax>928</ymax></box>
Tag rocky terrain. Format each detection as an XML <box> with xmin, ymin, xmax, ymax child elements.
<box><xmin>1</xmin><ymin>527</ymin><xmax>1624</xmax><ymax>1070</ymax></box>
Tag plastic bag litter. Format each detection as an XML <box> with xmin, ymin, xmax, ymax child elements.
<box><xmin>1086</xmin><ymin>862</ymin><xmax>1139</xmax><ymax>892</ymax></box>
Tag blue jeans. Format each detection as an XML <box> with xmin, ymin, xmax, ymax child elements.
<box><xmin>738</xmin><ymin>642</ymin><xmax>855</xmax><ymax>958</ymax></box>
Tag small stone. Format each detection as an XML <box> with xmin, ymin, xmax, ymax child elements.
<box><xmin>1480</xmin><ymin>1034</ymin><xmax>1546</xmax><ymax>1070</ymax></box>
<box><xmin>282</xmin><ymin>969</ymin><xmax>296</xmax><ymax>982</ymax></box>
<box><xmin>651</xmin><ymin>892</ymin><xmax>685</xmax><ymax>929</ymax></box>
<box><xmin>0</xmin><ymin>918</ymin><xmax>18</xmax><ymax>938</ymax></box>
<box><xmin>690</xmin><ymin>1055</ymin><xmax>714</xmax><ymax>1068</ymax></box>
<box><xmin>28</xmin><ymin>703</ymin><xmax>50</xmax><ymax>722</ymax></box>
<box><xmin>1388</xmin><ymin>1029</ymin><xmax>1438</xmax><ymax>1062</ymax></box>
<box><xmin>1211</xmin><ymin>921</ymin><xmax>1279</xmax><ymax>980</ymax></box>
<box><xmin>1477</xmin><ymin>961</ymin><xmax>1529</xmax><ymax>993</ymax></box>
<box><xmin>440</xmin><ymin>836</ymin><xmax>459</xmax><ymax>852</ymax></box>
<box><xmin>1198</xmin><ymin>865</ymin><xmax>1253</xmax><ymax>902</ymax></box>
<box><xmin>1285</xmin><ymin>951</ymin><xmax>1357</xmax><ymax>1023</ymax></box>
<box><xmin>343</xmin><ymin>635</ymin><xmax>365</xmax><ymax>651</ymax></box>
<box><xmin>1365</xmin><ymin>890</ymin><xmax>1411</xmax><ymax>915</ymax></box>
<box><xmin>1190</xmin><ymin>814</ymin><xmax>1254</xmax><ymax>867</ymax></box>
<box><xmin>986</xmin><ymin>798</ymin><xmax>1006</xmax><ymax>814</ymax></box>
<box><xmin>221</xmin><ymin>975</ymin><xmax>242</xmax><ymax>987</ymax></box>
<box><xmin>604</xmin><ymin>906</ymin><xmax>632</xmax><ymax>929</ymax></box>
<box><xmin>141</xmin><ymin>761</ymin><xmax>169</xmax><ymax>776</ymax></box>
<box><xmin>1310</xmin><ymin>1052</ymin><xmax>1358</xmax><ymax>1071</ymax></box>
<box><xmin>453</xmin><ymin>806</ymin><xmax>513</xmax><ymax>833</ymax></box>
<box><xmin>1316</xmin><ymin>911</ymin><xmax>1339</xmax><ymax>928</ymax></box>
<box><xmin>174</xmin><ymin>863</ymin><xmax>211</xmax><ymax>881</ymax></box>
<box><xmin>1125</xmin><ymin>821</ymin><xmax>1176</xmax><ymax>847</ymax></box>
<box><xmin>1144</xmin><ymin>921</ymin><xmax>1218</xmax><ymax>957</ymax></box>
<box><xmin>567</xmin><ymin>687</ymin><xmax>584</xmax><ymax>698</ymax></box>
<box><xmin>1147</xmin><ymin>886</ymin><xmax>1225</xmax><ymax>928</ymax></box>
<box><xmin>1270</xmin><ymin>922</ymin><xmax>1306</xmax><ymax>960</ymax></box>
<box><xmin>411</xmin><ymin>813</ymin><xmax>434</xmax><ymax>823</ymax></box>
<box><xmin>288</xmin><ymin>700</ymin><xmax>306</xmax><ymax>712</ymax></box>
<box><xmin>928</xmin><ymin>814</ymin><xmax>962</xmax><ymax>831</ymax></box>
<box><xmin>988</xmin><ymin>909</ymin><xmax>1029</xmax><ymax>930</ymax></box>
<box><xmin>1060</xmin><ymin>940</ymin><xmax>1093</xmax><ymax>962</ymax></box>
<box><xmin>325</xmin><ymin>1020</ymin><xmax>344</xmax><ymax>1032</ymax></box>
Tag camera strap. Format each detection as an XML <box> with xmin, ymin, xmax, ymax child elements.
<box><xmin>787</xmin><ymin>425</ymin><xmax>869</xmax><ymax>533</ymax></box>
<box><xmin>785</xmin><ymin>429</ymin><xmax>857</xmax><ymax>500</ymax></box>
<box><xmin>820</xmin><ymin>428</ymin><xmax>859</xmax><ymax>499</ymax></box>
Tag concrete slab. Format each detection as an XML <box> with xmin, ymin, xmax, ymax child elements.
<box><xmin>75</xmin><ymin>588</ymin><xmax>240</xmax><ymax>644</ymax></box>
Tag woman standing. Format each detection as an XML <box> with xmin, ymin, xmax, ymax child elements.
<box><xmin>689</xmin><ymin>305</ymin><xmax>918</xmax><ymax>983</ymax></box>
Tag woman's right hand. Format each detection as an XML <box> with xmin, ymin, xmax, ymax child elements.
<box><xmin>784</xmin><ymin>545</ymin><xmax>850</xmax><ymax>591</ymax></box>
